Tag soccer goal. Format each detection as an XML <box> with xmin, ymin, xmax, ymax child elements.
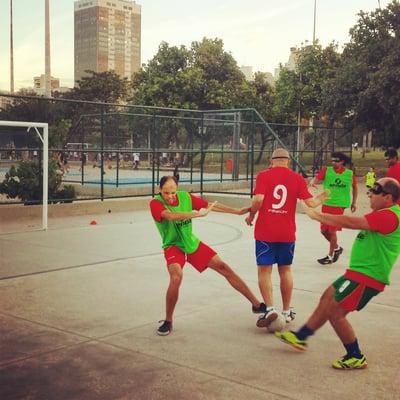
<box><xmin>0</xmin><ymin>121</ymin><xmax>48</xmax><ymax>230</ymax></box>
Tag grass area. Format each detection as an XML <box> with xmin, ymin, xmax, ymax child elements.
<box><xmin>200</xmin><ymin>150</ymin><xmax>388</xmax><ymax>179</ymax></box>
<box><xmin>350</xmin><ymin>150</ymin><xmax>387</xmax><ymax>177</ymax></box>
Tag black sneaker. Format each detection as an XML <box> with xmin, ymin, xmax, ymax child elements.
<box><xmin>256</xmin><ymin>308</ymin><xmax>278</xmax><ymax>328</ymax></box>
<box><xmin>317</xmin><ymin>255</ymin><xmax>333</xmax><ymax>265</ymax></box>
<box><xmin>332</xmin><ymin>247</ymin><xmax>343</xmax><ymax>263</ymax></box>
<box><xmin>157</xmin><ymin>320</ymin><xmax>172</xmax><ymax>336</ymax></box>
<box><xmin>252</xmin><ymin>302</ymin><xmax>267</xmax><ymax>314</ymax></box>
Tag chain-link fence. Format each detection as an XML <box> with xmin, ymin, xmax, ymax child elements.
<box><xmin>0</xmin><ymin>94</ymin><xmax>353</xmax><ymax>205</ymax></box>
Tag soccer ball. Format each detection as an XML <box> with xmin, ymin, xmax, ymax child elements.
<box><xmin>267</xmin><ymin>314</ymin><xmax>286</xmax><ymax>333</ymax></box>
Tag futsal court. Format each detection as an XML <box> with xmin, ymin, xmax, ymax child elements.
<box><xmin>0</xmin><ymin>186</ymin><xmax>399</xmax><ymax>400</ymax></box>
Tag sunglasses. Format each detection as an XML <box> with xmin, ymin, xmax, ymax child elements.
<box><xmin>368</xmin><ymin>182</ymin><xmax>390</xmax><ymax>196</ymax></box>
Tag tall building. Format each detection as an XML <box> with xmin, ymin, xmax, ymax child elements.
<box><xmin>240</xmin><ymin>66</ymin><xmax>254</xmax><ymax>81</ymax></box>
<box><xmin>33</xmin><ymin>75</ymin><xmax>60</xmax><ymax>94</ymax></box>
<box><xmin>74</xmin><ymin>0</ymin><xmax>141</xmax><ymax>84</ymax></box>
<box><xmin>274</xmin><ymin>47</ymin><xmax>301</xmax><ymax>80</ymax></box>
<box><xmin>33</xmin><ymin>75</ymin><xmax>71</xmax><ymax>95</ymax></box>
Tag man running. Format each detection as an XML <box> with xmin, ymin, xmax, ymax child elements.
<box><xmin>245</xmin><ymin>148</ymin><xmax>328</xmax><ymax>327</ymax></box>
<box><xmin>276</xmin><ymin>178</ymin><xmax>400</xmax><ymax>370</ymax></box>
<box><xmin>150</xmin><ymin>176</ymin><xmax>266</xmax><ymax>336</ymax></box>
<box><xmin>309</xmin><ymin>152</ymin><xmax>358</xmax><ymax>265</ymax></box>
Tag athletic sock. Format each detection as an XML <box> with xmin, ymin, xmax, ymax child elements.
<box><xmin>344</xmin><ymin>339</ymin><xmax>362</xmax><ymax>358</ymax></box>
<box><xmin>296</xmin><ymin>324</ymin><xmax>314</xmax><ymax>340</ymax></box>
<box><xmin>266</xmin><ymin>306</ymin><xmax>275</xmax><ymax>312</ymax></box>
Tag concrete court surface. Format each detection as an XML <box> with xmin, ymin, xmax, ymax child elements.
<box><xmin>1</xmin><ymin>200</ymin><xmax>400</xmax><ymax>399</ymax></box>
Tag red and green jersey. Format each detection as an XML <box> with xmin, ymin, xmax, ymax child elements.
<box><xmin>322</xmin><ymin>166</ymin><xmax>353</xmax><ymax>208</ymax></box>
<box><xmin>151</xmin><ymin>191</ymin><xmax>201</xmax><ymax>254</ymax></box>
<box><xmin>349</xmin><ymin>205</ymin><xmax>400</xmax><ymax>285</ymax></box>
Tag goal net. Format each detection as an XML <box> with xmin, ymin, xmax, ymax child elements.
<box><xmin>0</xmin><ymin>121</ymin><xmax>48</xmax><ymax>230</ymax></box>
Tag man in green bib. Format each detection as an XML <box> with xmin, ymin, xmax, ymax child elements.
<box><xmin>276</xmin><ymin>178</ymin><xmax>400</xmax><ymax>370</ymax></box>
<box><xmin>310</xmin><ymin>152</ymin><xmax>358</xmax><ymax>265</ymax></box>
<box><xmin>150</xmin><ymin>176</ymin><xmax>266</xmax><ymax>336</ymax></box>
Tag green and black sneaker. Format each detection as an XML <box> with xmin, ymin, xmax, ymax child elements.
<box><xmin>275</xmin><ymin>330</ymin><xmax>307</xmax><ymax>351</ymax></box>
<box><xmin>332</xmin><ymin>354</ymin><xmax>367</xmax><ymax>370</ymax></box>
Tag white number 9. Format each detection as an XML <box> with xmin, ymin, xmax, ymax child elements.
<box><xmin>272</xmin><ymin>184</ymin><xmax>287</xmax><ymax>209</ymax></box>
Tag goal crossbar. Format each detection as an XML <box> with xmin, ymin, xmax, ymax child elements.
<box><xmin>0</xmin><ymin>121</ymin><xmax>48</xmax><ymax>230</ymax></box>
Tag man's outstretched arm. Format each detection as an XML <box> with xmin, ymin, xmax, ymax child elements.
<box><xmin>302</xmin><ymin>203</ymin><xmax>370</xmax><ymax>230</ymax></box>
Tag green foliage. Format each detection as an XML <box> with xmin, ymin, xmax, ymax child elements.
<box><xmin>131</xmin><ymin>38</ymin><xmax>250</xmax><ymax>110</ymax></box>
<box><xmin>66</xmin><ymin>70</ymin><xmax>130</xmax><ymax>103</ymax></box>
<box><xmin>0</xmin><ymin>160</ymin><xmax>75</xmax><ymax>204</ymax></box>
<box><xmin>49</xmin><ymin>119</ymin><xmax>72</xmax><ymax>147</ymax></box>
<box><xmin>273</xmin><ymin>68</ymin><xmax>300</xmax><ymax>123</ymax></box>
<box><xmin>328</xmin><ymin>1</ymin><xmax>400</xmax><ymax>145</ymax></box>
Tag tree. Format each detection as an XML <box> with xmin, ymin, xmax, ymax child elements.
<box><xmin>65</xmin><ymin>70</ymin><xmax>130</xmax><ymax>103</ymax></box>
<box><xmin>0</xmin><ymin>160</ymin><xmax>75</xmax><ymax>204</ymax></box>
<box><xmin>328</xmin><ymin>1</ymin><xmax>400</xmax><ymax>146</ymax></box>
<box><xmin>130</xmin><ymin>38</ymin><xmax>252</xmax><ymax>161</ymax></box>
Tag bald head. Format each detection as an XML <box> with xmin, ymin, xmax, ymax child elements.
<box><xmin>378</xmin><ymin>178</ymin><xmax>400</xmax><ymax>202</ymax></box>
<box><xmin>371</xmin><ymin>178</ymin><xmax>400</xmax><ymax>203</ymax></box>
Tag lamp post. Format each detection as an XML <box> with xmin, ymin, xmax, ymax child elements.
<box><xmin>10</xmin><ymin>0</ymin><xmax>14</xmax><ymax>93</ymax></box>
<box><xmin>313</xmin><ymin>0</ymin><xmax>317</xmax><ymax>44</ymax></box>
<box><xmin>45</xmin><ymin>0</ymin><xmax>51</xmax><ymax>97</ymax></box>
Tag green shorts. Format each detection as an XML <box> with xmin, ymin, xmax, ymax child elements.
<box><xmin>332</xmin><ymin>275</ymin><xmax>381</xmax><ymax>312</ymax></box>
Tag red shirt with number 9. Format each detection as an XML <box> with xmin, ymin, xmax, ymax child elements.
<box><xmin>253</xmin><ymin>167</ymin><xmax>312</xmax><ymax>242</ymax></box>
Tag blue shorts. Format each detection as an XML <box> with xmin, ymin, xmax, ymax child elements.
<box><xmin>255</xmin><ymin>241</ymin><xmax>295</xmax><ymax>266</ymax></box>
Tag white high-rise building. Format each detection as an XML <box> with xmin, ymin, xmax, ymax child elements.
<box><xmin>74</xmin><ymin>0</ymin><xmax>141</xmax><ymax>84</ymax></box>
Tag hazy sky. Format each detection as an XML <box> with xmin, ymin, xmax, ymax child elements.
<box><xmin>0</xmin><ymin>0</ymin><xmax>389</xmax><ymax>91</ymax></box>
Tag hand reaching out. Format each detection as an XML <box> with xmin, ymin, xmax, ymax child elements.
<box><xmin>245</xmin><ymin>213</ymin><xmax>255</xmax><ymax>226</ymax></box>
<box><xmin>302</xmin><ymin>201</ymin><xmax>320</xmax><ymax>221</ymax></box>
<box><xmin>314</xmin><ymin>189</ymin><xmax>330</xmax><ymax>206</ymax></box>
<box><xmin>196</xmin><ymin>201</ymin><xmax>218</xmax><ymax>218</ymax></box>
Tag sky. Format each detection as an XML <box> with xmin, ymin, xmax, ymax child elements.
<box><xmin>0</xmin><ymin>0</ymin><xmax>391</xmax><ymax>91</ymax></box>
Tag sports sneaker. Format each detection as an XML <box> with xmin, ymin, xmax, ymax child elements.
<box><xmin>252</xmin><ymin>302</ymin><xmax>267</xmax><ymax>314</ymax></box>
<box><xmin>256</xmin><ymin>308</ymin><xmax>278</xmax><ymax>328</ymax></box>
<box><xmin>332</xmin><ymin>247</ymin><xmax>344</xmax><ymax>263</ymax></box>
<box><xmin>157</xmin><ymin>320</ymin><xmax>172</xmax><ymax>336</ymax></box>
<box><xmin>332</xmin><ymin>354</ymin><xmax>367</xmax><ymax>370</ymax></box>
<box><xmin>282</xmin><ymin>308</ymin><xmax>296</xmax><ymax>323</ymax></box>
<box><xmin>317</xmin><ymin>255</ymin><xmax>333</xmax><ymax>265</ymax></box>
<box><xmin>275</xmin><ymin>330</ymin><xmax>307</xmax><ymax>351</ymax></box>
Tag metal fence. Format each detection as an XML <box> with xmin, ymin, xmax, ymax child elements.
<box><xmin>0</xmin><ymin>94</ymin><xmax>353</xmax><ymax>205</ymax></box>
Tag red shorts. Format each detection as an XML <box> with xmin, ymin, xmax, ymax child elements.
<box><xmin>321</xmin><ymin>205</ymin><xmax>345</xmax><ymax>232</ymax></box>
<box><xmin>163</xmin><ymin>242</ymin><xmax>217</xmax><ymax>273</ymax></box>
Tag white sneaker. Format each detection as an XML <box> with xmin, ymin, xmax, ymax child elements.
<box><xmin>256</xmin><ymin>308</ymin><xmax>278</xmax><ymax>328</ymax></box>
<box><xmin>282</xmin><ymin>308</ymin><xmax>296</xmax><ymax>323</ymax></box>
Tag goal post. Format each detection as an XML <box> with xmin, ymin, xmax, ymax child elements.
<box><xmin>0</xmin><ymin>121</ymin><xmax>48</xmax><ymax>230</ymax></box>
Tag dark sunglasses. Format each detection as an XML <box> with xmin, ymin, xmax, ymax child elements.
<box><xmin>368</xmin><ymin>182</ymin><xmax>390</xmax><ymax>196</ymax></box>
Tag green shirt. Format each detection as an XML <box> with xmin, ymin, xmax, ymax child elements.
<box><xmin>349</xmin><ymin>205</ymin><xmax>400</xmax><ymax>285</ymax></box>
<box><xmin>153</xmin><ymin>191</ymin><xmax>200</xmax><ymax>254</ymax></box>
<box><xmin>323</xmin><ymin>167</ymin><xmax>353</xmax><ymax>208</ymax></box>
<box><xmin>365</xmin><ymin>171</ymin><xmax>376</xmax><ymax>187</ymax></box>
